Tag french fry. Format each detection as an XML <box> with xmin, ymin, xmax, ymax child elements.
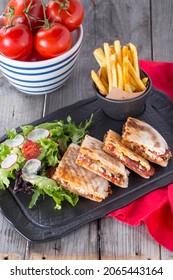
<box><xmin>91</xmin><ymin>70</ymin><xmax>108</xmax><ymax>95</ymax></box>
<box><xmin>129</xmin><ymin>74</ymin><xmax>138</xmax><ymax>91</ymax></box>
<box><xmin>98</xmin><ymin>66</ymin><xmax>109</xmax><ymax>91</ymax></box>
<box><xmin>100</xmin><ymin>66</ymin><xmax>108</xmax><ymax>83</ymax></box>
<box><xmin>125</xmin><ymin>83</ymin><xmax>133</xmax><ymax>93</ymax></box>
<box><xmin>110</xmin><ymin>45</ymin><xmax>115</xmax><ymax>55</ymax></box>
<box><xmin>110</xmin><ymin>54</ymin><xmax>117</xmax><ymax>88</ymax></box>
<box><xmin>130</xmin><ymin>82</ymin><xmax>137</xmax><ymax>92</ymax></box>
<box><xmin>122</xmin><ymin>46</ymin><xmax>132</xmax><ymax>93</ymax></box>
<box><xmin>104</xmin><ymin>43</ymin><xmax>113</xmax><ymax>92</ymax></box>
<box><xmin>93</xmin><ymin>48</ymin><xmax>106</xmax><ymax>67</ymax></box>
<box><xmin>127</xmin><ymin>49</ymin><xmax>133</xmax><ymax>64</ymax></box>
<box><xmin>114</xmin><ymin>40</ymin><xmax>122</xmax><ymax>67</ymax></box>
<box><xmin>100</xmin><ymin>77</ymin><xmax>109</xmax><ymax>93</ymax></box>
<box><xmin>142</xmin><ymin>77</ymin><xmax>148</xmax><ymax>87</ymax></box>
<box><xmin>117</xmin><ymin>63</ymin><xmax>123</xmax><ymax>90</ymax></box>
<box><xmin>92</xmin><ymin>39</ymin><xmax>147</xmax><ymax>94</ymax></box>
<box><xmin>128</xmin><ymin>42</ymin><xmax>140</xmax><ymax>77</ymax></box>
<box><xmin>127</xmin><ymin>60</ymin><xmax>145</xmax><ymax>91</ymax></box>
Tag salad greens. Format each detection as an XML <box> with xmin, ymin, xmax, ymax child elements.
<box><xmin>0</xmin><ymin>115</ymin><xmax>93</xmax><ymax>210</ymax></box>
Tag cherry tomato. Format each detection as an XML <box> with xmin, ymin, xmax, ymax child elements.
<box><xmin>4</xmin><ymin>0</ymin><xmax>44</xmax><ymax>32</ymax></box>
<box><xmin>46</xmin><ymin>0</ymin><xmax>84</xmax><ymax>31</ymax></box>
<box><xmin>19</xmin><ymin>47</ymin><xmax>46</xmax><ymax>61</ymax></box>
<box><xmin>0</xmin><ymin>16</ymin><xmax>4</xmax><ymax>28</ymax></box>
<box><xmin>34</xmin><ymin>22</ymin><xmax>72</xmax><ymax>59</ymax></box>
<box><xmin>22</xmin><ymin>141</ymin><xmax>41</xmax><ymax>159</ymax></box>
<box><xmin>0</xmin><ymin>24</ymin><xmax>33</xmax><ymax>60</ymax></box>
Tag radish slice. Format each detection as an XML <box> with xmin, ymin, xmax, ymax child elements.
<box><xmin>27</xmin><ymin>128</ymin><xmax>50</xmax><ymax>141</ymax></box>
<box><xmin>5</xmin><ymin>135</ymin><xmax>24</xmax><ymax>148</ymax></box>
<box><xmin>22</xmin><ymin>159</ymin><xmax>41</xmax><ymax>176</ymax></box>
<box><xmin>22</xmin><ymin>174</ymin><xmax>38</xmax><ymax>181</ymax></box>
<box><xmin>1</xmin><ymin>154</ymin><xmax>18</xmax><ymax>169</ymax></box>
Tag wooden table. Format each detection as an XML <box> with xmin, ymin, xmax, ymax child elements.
<box><xmin>0</xmin><ymin>0</ymin><xmax>173</xmax><ymax>260</ymax></box>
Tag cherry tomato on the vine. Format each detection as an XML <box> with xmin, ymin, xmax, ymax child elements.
<box><xmin>34</xmin><ymin>22</ymin><xmax>72</xmax><ymax>59</ymax></box>
<box><xmin>0</xmin><ymin>23</ymin><xmax>33</xmax><ymax>60</ymax></box>
<box><xmin>46</xmin><ymin>0</ymin><xmax>84</xmax><ymax>32</ymax></box>
<box><xmin>3</xmin><ymin>0</ymin><xmax>44</xmax><ymax>32</ymax></box>
<box><xmin>19</xmin><ymin>47</ymin><xmax>46</xmax><ymax>61</ymax></box>
<box><xmin>22</xmin><ymin>141</ymin><xmax>41</xmax><ymax>159</ymax></box>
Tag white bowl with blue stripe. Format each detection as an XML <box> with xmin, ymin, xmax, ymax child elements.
<box><xmin>0</xmin><ymin>25</ymin><xmax>83</xmax><ymax>95</ymax></box>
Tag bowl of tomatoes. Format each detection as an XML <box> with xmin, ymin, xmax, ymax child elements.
<box><xmin>0</xmin><ymin>0</ymin><xmax>84</xmax><ymax>95</ymax></box>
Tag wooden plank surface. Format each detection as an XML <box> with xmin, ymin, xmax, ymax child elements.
<box><xmin>0</xmin><ymin>0</ymin><xmax>173</xmax><ymax>260</ymax></box>
<box><xmin>152</xmin><ymin>0</ymin><xmax>173</xmax><ymax>62</ymax></box>
<box><xmin>0</xmin><ymin>0</ymin><xmax>45</xmax><ymax>260</ymax></box>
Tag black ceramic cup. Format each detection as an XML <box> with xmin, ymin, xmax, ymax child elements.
<box><xmin>94</xmin><ymin>69</ymin><xmax>152</xmax><ymax>120</ymax></box>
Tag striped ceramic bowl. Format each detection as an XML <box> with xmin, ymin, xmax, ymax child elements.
<box><xmin>0</xmin><ymin>25</ymin><xmax>83</xmax><ymax>95</ymax></box>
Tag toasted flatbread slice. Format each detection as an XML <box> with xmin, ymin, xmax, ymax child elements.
<box><xmin>76</xmin><ymin>135</ymin><xmax>129</xmax><ymax>188</ymax></box>
<box><xmin>122</xmin><ymin>117</ymin><xmax>172</xmax><ymax>167</ymax></box>
<box><xmin>52</xmin><ymin>143</ymin><xmax>111</xmax><ymax>202</ymax></box>
<box><xmin>103</xmin><ymin>130</ymin><xmax>155</xmax><ymax>179</ymax></box>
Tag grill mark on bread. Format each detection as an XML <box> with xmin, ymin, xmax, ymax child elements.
<box><xmin>127</xmin><ymin>118</ymin><xmax>160</xmax><ymax>147</ymax></box>
<box><xmin>52</xmin><ymin>143</ymin><xmax>111</xmax><ymax>202</ymax></box>
<box><xmin>122</xmin><ymin>117</ymin><xmax>172</xmax><ymax>166</ymax></box>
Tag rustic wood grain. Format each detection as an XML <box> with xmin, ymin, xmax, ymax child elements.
<box><xmin>0</xmin><ymin>0</ymin><xmax>45</xmax><ymax>260</ymax></box>
<box><xmin>29</xmin><ymin>223</ymin><xmax>99</xmax><ymax>260</ymax></box>
<box><xmin>152</xmin><ymin>0</ymin><xmax>173</xmax><ymax>62</ymax></box>
<box><xmin>0</xmin><ymin>0</ymin><xmax>172</xmax><ymax>260</ymax></box>
<box><xmin>100</xmin><ymin>218</ymin><xmax>160</xmax><ymax>260</ymax></box>
<box><xmin>151</xmin><ymin>0</ymin><xmax>173</xmax><ymax>259</ymax></box>
<box><xmin>0</xmin><ymin>254</ymin><xmax>21</xmax><ymax>260</ymax></box>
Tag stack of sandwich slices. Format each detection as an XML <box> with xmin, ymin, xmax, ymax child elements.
<box><xmin>52</xmin><ymin>117</ymin><xmax>172</xmax><ymax>202</ymax></box>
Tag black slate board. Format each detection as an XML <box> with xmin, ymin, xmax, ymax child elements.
<box><xmin>0</xmin><ymin>87</ymin><xmax>173</xmax><ymax>242</ymax></box>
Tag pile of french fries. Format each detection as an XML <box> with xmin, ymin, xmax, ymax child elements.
<box><xmin>91</xmin><ymin>40</ymin><xmax>148</xmax><ymax>95</ymax></box>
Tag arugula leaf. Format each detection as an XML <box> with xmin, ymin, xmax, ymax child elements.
<box><xmin>29</xmin><ymin>188</ymin><xmax>44</xmax><ymax>209</ymax></box>
<box><xmin>64</xmin><ymin>114</ymin><xmax>93</xmax><ymax>144</ymax></box>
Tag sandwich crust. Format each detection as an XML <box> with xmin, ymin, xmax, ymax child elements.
<box><xmin>122</xmin><ymin>117</ymin><xmax>172</xmax><ymax>167</ymax></box>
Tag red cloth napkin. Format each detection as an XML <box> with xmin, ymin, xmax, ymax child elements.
<box><xmin>106</xmin><ymin>60</ymin><xmax>173</xmax><ymax>252</ymax></box>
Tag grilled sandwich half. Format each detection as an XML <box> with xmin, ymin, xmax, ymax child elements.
<box><xmin>122</xmin><ymin>117</ymin><xmax>172</xmax><ymax>167</ymax></box>
<box><xmin>52</xmin><ymin>143</ymin><xmax>111</xmax><ymax>202</ymax></box>
<box><xmin>76</xmin><ymin>135</ymin><xmax>129</xmax><ymax>188</ymax></box>
<box><xmin>103</xmin><ymin>130</ymin><xmax>155</xmax><ymax>179</ymax></box>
